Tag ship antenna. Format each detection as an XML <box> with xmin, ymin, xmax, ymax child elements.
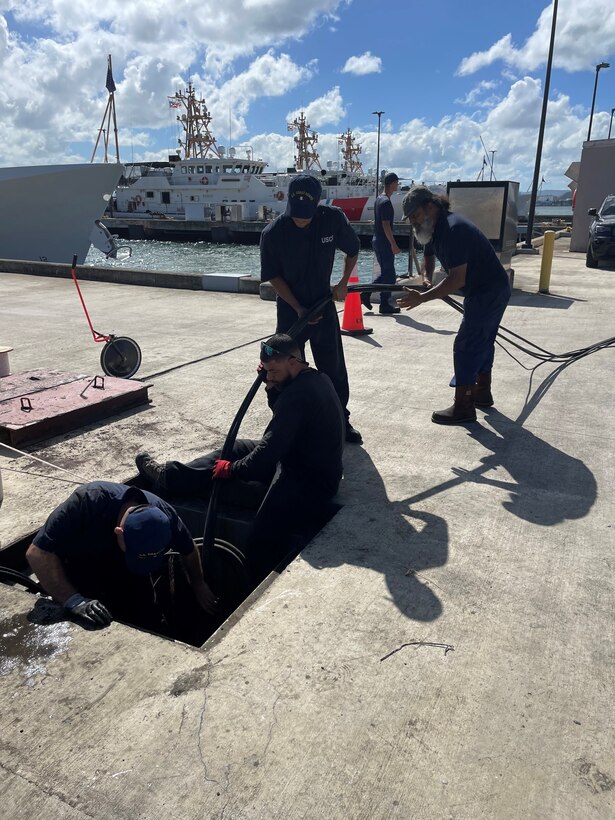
<box><xmin>287</xmin><ymin>111</ymin><xmax>321</xmax><ymax>171</ymax></box>
<box><xmin>168</xmin><ymin>82</ymin><xmax>221</xmax><ymax>159</ymax></box>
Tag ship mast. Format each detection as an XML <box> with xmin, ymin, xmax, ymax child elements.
<box><xmin>91</xmin><ymin>54</ymin><xmax>120</xmax><ymax>163</ymax></box>
<box><xmin>338</xmin><ymin>129</ymin><xmax>363</xmax><ymax>174</ymax></box>
<box><xmin>169</xmin><ymin>82</ymin><xmax>221</xmax><ymax>159</ymax></box>
<box><xmin>287</xmin><ymin>111</ymin><xmax>321</xmax><ymax>171</ymax></box>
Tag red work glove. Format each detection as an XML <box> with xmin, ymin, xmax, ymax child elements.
<box><xmin>212</xmin><ymin>459</ymin><xmax>233</xmax><ymax>480</ymax></box>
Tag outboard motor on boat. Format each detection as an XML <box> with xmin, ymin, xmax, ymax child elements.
<box><xmin>89</xmin><ymin>219</ymin><xmax>132</xmax><ymax>260</ymax></box>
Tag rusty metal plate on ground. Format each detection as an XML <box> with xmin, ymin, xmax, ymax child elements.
<box><xmin>0</xmin><ymin>370</ymin><xmax>151</xmax><ymax>445</ymax></box>
<box><xmin>0</xmin><ymin>370</ymin><xmax>90</xmax><ymax>402</ymax></box>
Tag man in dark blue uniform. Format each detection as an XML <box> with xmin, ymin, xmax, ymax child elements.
<box><xmin>397</xmin><ymin>185</ymin><xmax>511</xmax><ymax>424</ymax></box>
<box><xmin>362</xmin><ymin>171</ymin><xmax>401</xmax><ymax>314</ymax></box>
<box><xmin>260</xmin><ymin>174</ymin><xmax>363</xmax><ymax>444</ymax></box>
<box><xmin>136</xmin><ymin>334</ymin><xmax>345</xmax><ymax>579</ymax></box>
<box><xmin>26</xmin><ymin>482</ymin><xmax>217</xmax><ymax>628</ymax></box>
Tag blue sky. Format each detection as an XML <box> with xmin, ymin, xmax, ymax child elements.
<box><xmin>1</xmin><ymin>0</ymin><xmax>615</xmax><ymax>189</ymax></box>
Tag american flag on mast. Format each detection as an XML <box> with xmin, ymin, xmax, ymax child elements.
<box><xmin>169</xmin><ymin>98</ymin><xmax>181</xmax><ymax>109</ymax></box>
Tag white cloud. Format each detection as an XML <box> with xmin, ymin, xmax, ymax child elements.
<box><xmin>458</xmin><ymin>0</ymin><xmax>615</xmax><ymax>75</ymax></box>
<box><xmin>456</xmin><ymin>80</ymin><xmax>499</xmax><ymax>108</ymax></box>
<box><xmin>341</xmin><ymin>51</ymin><xmax>382</xmax><ymax>75</ymax></box>
<box><xmin>0</xmin><ymin>0</ymin><xmax>346</xmax><ymax>165</ymax></box>
<box><xmin>287</xmin><ymin>87</ymin><xmax>346</xmax><ymax>128</ymax></box>
<box><xmin>203</xmin><ymin>51</ymin><xmax>313</xmax><ymax>141</ymax></box>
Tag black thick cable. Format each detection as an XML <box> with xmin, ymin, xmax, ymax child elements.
<box><xmin>0</xmin><ymin>567</ymin><xmax>45</xmax><ymax>595</ymax></box>
<box><xmin>442</xmin><ymin>295</ymin><xmax>615</xmax><ymax>366</ymax></box>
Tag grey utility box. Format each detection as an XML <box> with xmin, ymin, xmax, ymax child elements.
<box><xmin>447</xmin><ymin>180</ymin><xmax>519</xmax><ymax>270</ymax></box>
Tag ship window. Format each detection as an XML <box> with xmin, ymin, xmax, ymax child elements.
<box><xmin>146</xmin><ymin>191</ymin><xmax>154</xmax><ymax>198</ymax></box>
<box><xmin>197</xmin><ymin>165</ymin><xmax>204</xmax><ymax>174</ymax></box>
<box><xmin>162</xmin><ymin>192</ymin><xmax>171</xmax><ymax>204</ymax></box>
<box><xmin>235</xmin><ymin>164</ymin><xmax>242</xmax><ymax>174</ymax></box>
<box><xmin>205</xmin><ymin>165</ymin><xmax>213</xmax><ymax>174</ymax></box>
<box><xmin>190</xmin><ymin>195</ymin><xmax>200</xmax><ymax>202</ymax></box>
<box><xmin>181</xmin><ymin>166</ymin><xmax>187</xmax><ymax>174</ymax></box>
<box><xmin>223</xmin><ymin>165</ymin><xmax>232</xmax><ymax>173</ymax></box>
<box><xmin>188</xmin><ymin>166</ymin><xmax>195</xmax><ymax>174</ymax></box>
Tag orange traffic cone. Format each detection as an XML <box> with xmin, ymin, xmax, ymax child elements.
<box><xmin>340</xmin><ymin>270</ymin><xmax>373</xmax><ymax>336</ymax></box>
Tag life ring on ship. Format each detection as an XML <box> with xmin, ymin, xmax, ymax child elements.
<box><xmin>201</xmin><ymin>177</ymin><xmax>209</xmax><ymax>185</ymax></box>
<box><xmin>275</xmin><ymin>191</ymin><xmax>285</xmax><ymax>201</ymax></box>
<box><xmin>134</xmin><ymin>195</ymin><xmax>142</xmax><ymax>205</ymax></box>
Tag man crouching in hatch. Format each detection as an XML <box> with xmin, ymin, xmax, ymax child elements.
<box><xmin>26</xmin><ymin>482</ymin><xmax>218</xmax><ymax>634</ymax></box>
<box><xmin>135</xmin><ymin>334</ymin><xmax>345</xmax><ymax>580</ymax></box>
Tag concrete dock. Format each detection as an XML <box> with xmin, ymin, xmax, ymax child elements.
<box><xmin>0</xmin><ymin>240</ymin><xmax>613</xmax><ymax>819</ymax></box>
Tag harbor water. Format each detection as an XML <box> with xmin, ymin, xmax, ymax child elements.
<box><xmin>85</xmin><ymin>240</ymin><xmax>423</xmax><ymax>284</ymax></box>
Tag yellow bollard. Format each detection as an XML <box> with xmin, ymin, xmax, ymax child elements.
<box><xmin>539</xmin><ymin>230</ymin><xmax>555</xmax><ymax>293</ymax></box>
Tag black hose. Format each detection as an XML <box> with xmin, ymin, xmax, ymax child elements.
<box><xmin>0</xmin><ymin>566</ymin><xmax>45</xmax><ymax>594</ymax></box>
<box><xmin>201</xmin><ymin>294</ymin><xmax>334</xmax><ymax>563</ymax></box>
<box><xmin>442</xmin><ymin>295</ymin><xmax>615</xmax><ymax>367</ymax></box>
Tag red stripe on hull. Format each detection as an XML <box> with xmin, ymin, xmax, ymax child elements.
<box><xmin>331</xmin><ymin>197</ymin><xmax>370</xmax><ymax>221</ymax></box>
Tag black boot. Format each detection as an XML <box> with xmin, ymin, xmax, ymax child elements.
<box><xmin>432</xmin><ymin>385</ymin><xmax>477</xmax><ymax>425</ymax></box>
<box><xmin>135</xmin><ymin>452</ymin><xmax>168</xmax><ymax>489</ymax></box>
<box><xmin>379</xmin><ymin>301</ymin><xmax>400</xmax><ymax>315</ymax></box>
<box><xmin>360</xmin><ymin>291</ymin><xmax>373</xmax><ymax>311</ymax></box>
<box><xmin>345</xmin><ymin>422</ymin><xmax>363</xmax><ymax>444</ymax></box>
<box><xmin>475</xmin><ymin>371</ymin><xmax>494</xmax><ymax>407</ymax></box>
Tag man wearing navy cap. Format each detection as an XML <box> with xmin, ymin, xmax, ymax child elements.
<box><xmin>397</xmin><ymin>185</ymin><xmax>511</xmax><ymax>424</ymax></box>
<box><xmin>26</xmin><ymin>481</ymin><xmax>217</xmax><ymax>628</ymax></box>
<box><xmin>260</xmin><ymin>174</ymin><xmax>363</xmax><ymax>444</ymax></box>
<box><xmin>362</xmin><ymin>171</ymin><xmax>401</xmax><ymax>315</ymax></box>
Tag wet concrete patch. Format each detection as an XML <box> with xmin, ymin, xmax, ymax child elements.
<box><xmin>0</xmin><ymin>609</ymin><xmax>71</xmax><ymax>683</ymax></box>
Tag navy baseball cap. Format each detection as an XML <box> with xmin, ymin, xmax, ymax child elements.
<box><xmin>287</xmin><ymin>174</ymin><xmax>322</xmax><ymax>218</ymax></box>
<box><xmin>401</xmin><ymin>185</ymin><xmax>434</xmax><ymax>220</ymax></box>
<box><xmin>122</xmin><ymin>504</ymin><xmax>173</xmax><ymax>575</ymax></box>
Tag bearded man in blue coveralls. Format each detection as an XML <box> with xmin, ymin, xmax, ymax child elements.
<box><xmin>397</xmin><ymin>185</ymin><xmax>511</xmax><ymax>424</ymax></box>
<box><xmin>259</xmin><ymin>174</ymin><xmax>363</xmax><ymax>444</ymax></box>
<box><xmin>362</xmin><ymin>171</ymin><xmax>401</xmax><ymax>314</ymax></box>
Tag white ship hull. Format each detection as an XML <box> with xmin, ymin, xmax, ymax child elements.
<box><xmin>113</xmin><ymin>159</ymin><xmax>415</xmax><ymax>224</ymax></box>
<box><xmin>0</xmin><ymin>163</ymin><xmax>124</xmax><ymax>264</ymax></box>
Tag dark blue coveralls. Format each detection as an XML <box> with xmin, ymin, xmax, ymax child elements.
<box><xmin>142</xmin><ymin>370</ymin><xmax>345</xmax><ymax>580</ymax></box>
<box><xmin>259</xmin><ymin>205</ymin><xmax>360</xmax><ymax>422</ymax></box>
<box><xmin>371</xmin><ymin>193</ymin><xmax>397</xmax><ymax>309</ymax></box>
<box><xmin>424</xmin><ymin>210</ymin><xmax>511</xmax><ymax>385</ymax></box>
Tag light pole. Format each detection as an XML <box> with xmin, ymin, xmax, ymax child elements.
<box><xmin>372</xmin><ymin>111</ymin><xmax>384</xmax><ymax>197</ymax></box>
<box><xmin>523</xmin><ymin>0</ymin><xmax>558</xmax><ymax>250</ymax></box>
<box><xmin>609</xmin><ymin>107</ymin><xmax>615</xmax><ymax>139</ymax></box>
<box><xmin>587</xmin><ymin>62</ymin><xmax>610</xmax><ymax>142</ymax></box>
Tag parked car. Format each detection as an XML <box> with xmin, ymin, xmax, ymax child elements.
<box><xmin>586</xmin><ymin>194</ymin><xmax>615</xmax><ymax>268</ymax></box>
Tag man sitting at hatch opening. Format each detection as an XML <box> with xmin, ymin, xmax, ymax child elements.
<box><xmin>135</xmin><ymin>334</ymin><xmax>345</xmax><ymax>580</ymax></box>
<box><xmin>26</xmin><ymin>482</ymin><xmax>218</xmax><ymax>631</ymax></box>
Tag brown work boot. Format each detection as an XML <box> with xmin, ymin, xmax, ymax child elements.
<box><xmin>475</xmin><ymin>371</ymin><xmax>494</xmax><ymax>407</ymax></box>
<box><xmin>432</xmin><ymin>385</ymin><xmax>477</xmax><ymax>425</ymax></box>
<box><xmin>135</xmin><ymin>452</ymin><xmax>167</xmax><ymax>489</ymax></box>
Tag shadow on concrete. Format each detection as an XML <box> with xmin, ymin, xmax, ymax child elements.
<box><xmin>508</xmin><ymin>291</ymin><xmax>583</xmax><ymax>309</ymax></box>
<box><xmin>304</xmin><ymin>446</ymin><xmax>448</xmax><ymax>622</ymax></box>
<box><xmin>405</xmin><ymin>408</ymin><xmax>597</xmax><ymax>526</ymax></box>
<box><xmin>392</xmin><ymin>313</ymin><xmax>456</xmax><ymax>335</ymax></box>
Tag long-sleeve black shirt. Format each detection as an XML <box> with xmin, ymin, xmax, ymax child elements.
<box><xmin>231</xmin><ymin>368</ymin><xmax>344</xmax><ymax>499</ymax></box>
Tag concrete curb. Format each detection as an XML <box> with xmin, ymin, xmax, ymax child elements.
<box><xmin>0</xmin><ymin>257</ymin><xmax>261</xmax><ymax>294</ymax></box>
